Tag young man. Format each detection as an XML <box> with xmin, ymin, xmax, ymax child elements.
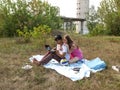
<box><xmin>33</xmin><ymin>35</ymin><xmax>70</xmax><ymax>65</ymax></box>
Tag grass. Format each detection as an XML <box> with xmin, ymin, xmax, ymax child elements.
<box><xmin>0</xmin><ymin>34</ymin><xmax>120</xmax><ymax>90</ymax></box>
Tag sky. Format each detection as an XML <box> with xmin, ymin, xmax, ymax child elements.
<box><xmin>45</xmin><ymin>0</ymin><xmax>102</xmax><ymax>18</ymax></box>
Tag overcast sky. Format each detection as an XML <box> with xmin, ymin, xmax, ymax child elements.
<box><xmin>46</xmin><ymin>0</ymin><xmax>102</xmax><ymax>17</ymax></box>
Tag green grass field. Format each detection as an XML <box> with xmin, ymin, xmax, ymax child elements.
<box><xmin>0</xmin><ymin>35</ymin><xmax>120</xmax><ymax>90</ymax></box>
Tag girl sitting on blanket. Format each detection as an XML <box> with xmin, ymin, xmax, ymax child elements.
<box><xmin>63</xmin><ymin>35</ymin><xmax>83</xmax><ymax>63</ymax></box>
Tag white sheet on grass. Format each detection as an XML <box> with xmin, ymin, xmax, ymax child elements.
<box><xmin>29</xmin><ymin>55</ymin><xmax>105</xmax><ymax>81</ymax></box>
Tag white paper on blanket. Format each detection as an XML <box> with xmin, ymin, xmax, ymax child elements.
<box><xmin>29</xmin><ymin>55</ymin><xmax>106</xmax><ymax>81</ymax></box>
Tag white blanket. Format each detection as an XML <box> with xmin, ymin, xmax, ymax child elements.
<box><xmin>29</xmin><ymin>55</ymin><xmax>103</xmax><ymax>81</ymax></box>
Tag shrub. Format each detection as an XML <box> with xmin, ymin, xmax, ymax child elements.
<box><xmin>90</xmin><ymin>24</ymin><xmax>108</xmax><ymax>36</ymax></box>
<box><xmin>31</xmin><ymin>25</ymin><xmax>51</xmax><ymax>39</ymax></box>
<box><xmin>16</xmin><ymin>26</ymin><xmax>32</xmax><ymax>43</ymax></box>
<box><xmin>16</xmin><ymin>25</ymin><xmax>51</xmax><ymax>43</ymax></box>
<box><xmin>0</xmin><ymin>0</ymin><xmax>61</xmax><ymax>37</ymax></box>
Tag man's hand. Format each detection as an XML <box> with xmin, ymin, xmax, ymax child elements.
<box><xmin>55</xmin><ymin>50</ymin><xmax>59</xmax><ymax>55</ymax></box>
<box><xmin>55</xmin><ymin>50</ymin><xmax>66</xmax><ymax>58</ymax></box>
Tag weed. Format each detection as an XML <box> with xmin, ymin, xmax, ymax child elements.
<box><xmin>0</xmin><ymin>35</ymin><xmax>120</xmax><ymax>90</ymax></box>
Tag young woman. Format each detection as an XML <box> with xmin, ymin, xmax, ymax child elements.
<box><xmin>63</xmin><ymin>35</ymin><xmax>83</xmax><ymax>63</ymax></box>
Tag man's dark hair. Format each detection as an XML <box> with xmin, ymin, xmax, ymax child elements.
<box><xmin>54</xmin><ymin>35</ymin><xmax>62</xmax><ymax>41</ymax></box>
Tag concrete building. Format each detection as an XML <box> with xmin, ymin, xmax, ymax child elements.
<box><xmin>76</xmin><ymin>0</ymin><xmax>89</xmax><ymax>34</ymax></box>
<box><xmin>61</xmin><ymin>16</ymin><xmax>85</xmax><ymax>32</ymax></box>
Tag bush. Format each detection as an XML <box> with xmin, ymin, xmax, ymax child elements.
<box><xmin>16</xmin><ymin>25</ymin><xmax>51</xmax><ymax>43</ymax></box>
<box><xmin>90</xmin><ymin>24</ymin><xmax>108</xmax><ymax>36</ymax></box>
<box><xmin>17</xmin><ymin>26</ymin><xmax>32</xmax><ymax>43</ymax></box>
<box><xmin>31</xmin><ymin>25</ymin><xmax>51</xmax><ymax>39</ymax></box>
<box><xmin>0</xmin><ymin>0</ymin><xmax>61</xmax><ymax>37</ymax></box>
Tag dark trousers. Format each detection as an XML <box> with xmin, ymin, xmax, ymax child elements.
<box><xmin>39</xmin><ymin>52</ymin><xmax>62</xmax><ymax>65</ymax></box>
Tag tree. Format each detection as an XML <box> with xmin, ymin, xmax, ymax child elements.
<box><xmin>0</xmin><ymin>0</ymin><xmax>62</xmax><ymax>37</ymax></box>
<box><xmin>98</xmin><ymin>0</ymin><xmax>120</xmax><ymax>36</ymax></box>
<box><xmin>87</xmin><ymin>6</ymin><xmax>98</xmax><ymax>32</ymax></box>
<box><xmin>86</xmin><ymin>6</ymin><xmax>103</xmax><ymax>34</ymax></box>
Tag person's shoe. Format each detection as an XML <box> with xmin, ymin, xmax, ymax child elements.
<box><xmin>112</xmin><ymin>65</ymin><xmax>120</xmax><ymax>72</ymax></box>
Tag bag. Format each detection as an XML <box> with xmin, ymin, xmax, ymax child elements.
<box><xmin>86</xmin><ymin>57</ymin><xmax>106</xmax><ymax>70</ymax></box>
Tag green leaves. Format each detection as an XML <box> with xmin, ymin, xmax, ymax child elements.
<box><xmin>98</xmin><ymin>0</ymin><xmax>120</xmax><ymax>36</ymax></box>
<box><xmin>0</xmin><ymin>0</ymin><xmax>62</xmax><ymax>37</ymax></box>
<box><xmin>87</xmin><ymin>0</ymin><xmax>120</xmax><ymax>36</ymax></box>
<box><xmin>16</xmin><ymin>25</ymin><xmax>51</xmax><ymax>43</ymax></box>
<box><xmin>31</xmin><ymin>25</ymin><xmax>51</xmax><ymax>39</ymax></box>
<box><xmin>17</xmin><ymin>26</ymin><xmax>32</xmax><ymax>43</ymax></box>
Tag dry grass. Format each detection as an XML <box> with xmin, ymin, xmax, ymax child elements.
<box><xmin>0</xmin><ymin>35</ymin><xmax>120</xmax><ymax>90</ymax></box>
